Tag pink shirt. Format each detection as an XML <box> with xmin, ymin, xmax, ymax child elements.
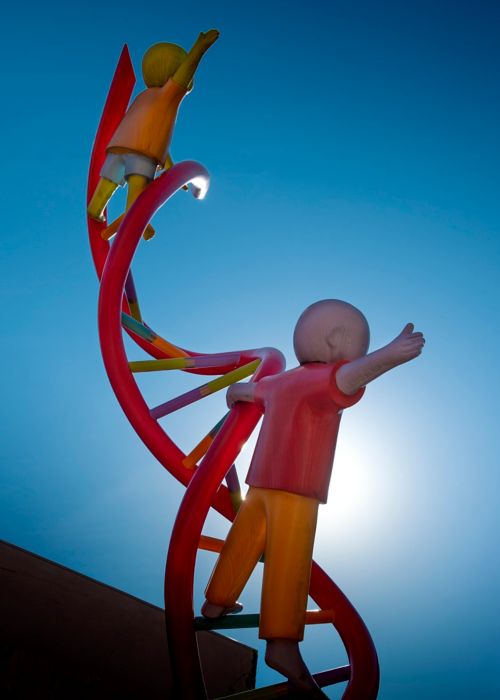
<box><xmin>245</xmin><ymin>362</ymin><xmax>364</xmax><ymax>503</ymax></box>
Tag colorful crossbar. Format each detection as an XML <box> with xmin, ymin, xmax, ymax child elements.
<box><xmin>121</xmin><ymin>312</ymin><xmax>186</xmax><ymax>358</ymax></box>
<box><xmin>225</xmin><ymin>463</ymin><xmax>243</xmax><ymax>511</ymax></box>
<box><xmin>183</xmin><ymin>414</ymin><xmax>228</xmax><ymax>468</ymax></box>
<box><xmin>194</xmin><ymin>609</ymin><xmax>334</xmax><ymax>633</ymax></box>
<box><xmin>129</xmin><ymin>352</ymin><xmax>242</xmax><ymax>373</ymax></box>
<box><xmin>215</xmin><ymin>667</ymin><xmax>351</xmax><ymax>699</ymax></box>
<box><xmin>150</xmin><ymin>359</ymin><xmax>260</xmax><ymax>420</ymax></box>
<box><xmin>125</xmin><ymin>273</ymin><xmax>142</xmax><ymax>322</ymax></box>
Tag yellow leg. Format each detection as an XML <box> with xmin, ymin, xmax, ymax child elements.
<box><xmin>260</xmin><ymin>489</ymin><xmax>319</xmax><ymax>641</ymax></box>
<box><xmin>126</xmin><ymin>174</ymin><xmax>155</xmax><ymax>240</ymax></box>
<box><xmin>87</xmin><ymin>177</ymin><xmax>119</xmax><ymax>222</ymax></box>
<box><xmin>205</xmin><ymin>489</ymin><xmax>266</xmax><ymax>606</ymax></box>
<box><xmin>205</xmin><ymin>486</ymin><xmax>319</xmax><ymax>641</ymax></box>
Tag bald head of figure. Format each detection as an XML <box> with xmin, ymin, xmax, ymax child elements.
<box><xmin>293</xmin><ymin>300</ymin><xmax>370</xmax><ymax>364</ymax></box>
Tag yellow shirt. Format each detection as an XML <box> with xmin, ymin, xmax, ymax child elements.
<box><xmin>107</xmin><ymin>79</ymin><xmax>187</xmax><ymax>165</ymax></box>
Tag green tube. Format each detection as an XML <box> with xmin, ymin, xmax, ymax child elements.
<box><xmin>193</xmin><ymin>613</ymin><xmax>260</xmax><ymax>631</ymax></box>
<box><xmin>121</xmin><ymin>312</ymin><xmax>156</xmax><ymax>343</ymax></box>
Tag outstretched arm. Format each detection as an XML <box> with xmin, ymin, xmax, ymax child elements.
<box><xmin>336</xmin><ymin>323</ymin><xmax>425</xmax><ymax>395</ymax></box>
<box><xmin>173</xmin><ymin>29</ymin><xmax>220</xmax><ymax>89</ymax></box>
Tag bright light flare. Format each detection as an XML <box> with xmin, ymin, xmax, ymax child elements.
<box><xmin>190</xmin><ymin>175</ymin><xmax>209</xmax><ymax>200</ymax></box>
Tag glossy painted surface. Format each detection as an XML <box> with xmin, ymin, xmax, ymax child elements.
<box><xmin>89</xmin><ymin>47</ymin><xmax>379</xmax><ymax>699</ymax></box>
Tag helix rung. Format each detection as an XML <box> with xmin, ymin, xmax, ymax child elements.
<box><xmin>183</xmin><ymin>414</ymin><xmax>228</xmax><ymax>468</ymax></box>
<box><xmin>130</xmin><ymin>357</ymin><xmax>191</xmax><ymax>372</ymax></box>
<box><xmin>304</xmin><ymin>608</ymin><xmax>335</xmax><ymax>625</ymax></box>
<box><xmin>130</xmin><ymin>352</ymin><xmax>242</xmax><ymax>373</ymax></box>
<box><xmin>124</xmin><ymin>273</ymin><xmax>142</xmax><ymax>322</ymax></box>
<box><xmin>214</xmin><ymin>665</ymin><xmax>351</xmax><ymax>698</ymax></box>
<box><xmin>199</xmin><ymin>534</ymin><xmax>224</xmax><ymax>553</ymax></box>
<box><xmin>121</xmin><ymin>312</ymin><xmax>185</xmax><ymax>358</ymax></box>
<box><xmin>183</xmin><ymin>434</ymin><xmax>213</xmax><ymax>469</ymax></box>
<box><xmin>150</xmin><ymin>359</ymin><xmax>260</xmax><ymax>420</ymax></box>
<box><xmin>194</xmin><ymin>608</ymin><xmax>335</xmax><ymax>632</ymax></box>
<box><xmin>194</xmin><ymin>613</ymin><xmax>259</xmax><ymax>631</ymax></box>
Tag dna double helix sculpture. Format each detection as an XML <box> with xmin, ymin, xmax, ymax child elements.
<box><xmin>88</xmin><ymin>46</ymin><xmax>379</xmax><ymax>700</ymax></box>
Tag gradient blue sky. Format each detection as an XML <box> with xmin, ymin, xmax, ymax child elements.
<box><xmin>1</xmin><ymin>1</ymin><xmax>499</xmax><ymax>697</ymax></box>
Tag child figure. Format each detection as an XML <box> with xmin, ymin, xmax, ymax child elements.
<box><xmin>87</xmin><ymin>30</ymin><xmax>219</xmax><ymax>240</ymax></box>
<box><xmin>202</xmin><ymin>299</ymin><xmax>425</xmax><ymax>697</ymax></box>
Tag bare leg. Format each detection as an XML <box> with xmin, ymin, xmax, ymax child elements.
<box><xmin>265</xmin><ymin>639</ymin><xmax>327</xmax><ymax>698</ymax></box>
<box><xmin>125</xmin><ymin>174</ymin><xmax>155</xmax><ymax>240</ymax></box>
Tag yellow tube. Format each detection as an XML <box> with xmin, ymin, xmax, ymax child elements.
<box><xmin>199</xmin><ymin>360</ymin><xmax>260</xmax><ymax>397</ymax></box>
<box><xmin>129</xmin><ymin>357</ymin><xmax>191</xmax><ymax>372</ymax></box>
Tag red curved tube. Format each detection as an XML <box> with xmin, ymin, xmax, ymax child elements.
<box><xmin>91</xmin><ymin>46</ymin><xmax>379</xmax><ymax>700</ymax></box>
<box><xmin>86</xmin><ymin>48</ymin><xmax>229</xmax><ymax>374</ymax></box>
<box><xmin>165</xmin><ymin>352</ymin><xmax>285</xmax><ymax>699</ymax></box>
<box><xmin>87</xmin><ymin>45</ymin><xmax>135</xmax><ymax>276</ymax></box>
<box><xmin>99</xmin><ymin>163</ymin><xmax>237</xmax><ymax>516</ymax></box>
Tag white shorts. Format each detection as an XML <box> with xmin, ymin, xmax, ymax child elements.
<box><xmin>101</xmin><ymin>152</ymin><xmax>158</xmax><ymax>185</ymax></box>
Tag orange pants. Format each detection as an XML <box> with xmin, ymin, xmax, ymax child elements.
<box><xmin>205</xmin><ymin>486</ymin><xmax>319</xmax><ymax>640</ymax></box>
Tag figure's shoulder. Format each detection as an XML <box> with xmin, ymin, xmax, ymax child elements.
<box><xmin>269</xmin><ymin>362</ymin><xmax>364</xmax><ymax>408</ymax></box>
<box><xmin>256</xmin><ymin>362</ymin><xmax>330</xmax><ymax>393</ymax></box>
<box><xmin>288</xmin><ymin>362</ymin><xmax>345</xmax><ymax>395</ymax></box>
<box><xmin>161</xmin><ymin>77</ymin><xmax>189</xmax><ymax>99</ymax></box>
<box><xmin>275</xmin><ymin>363</ymin><xmax>331</xmax><ymax>390</ymax></box>
<box><xmin>130</xmin><ymin>82</ymin><xmax>185</xmax><ymax>108</ymax></box>
<box><xmin>291</xmin><ymin>362</ymin><xmax>333</xmax><ymax>378</ymax></box>
<box><xmin>128</xmin><ymin>87</ymin><xmax>158</xmax><ymax>108</ymax></box>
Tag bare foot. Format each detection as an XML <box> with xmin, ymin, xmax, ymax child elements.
<box><xmin>265</xmin><ymin>639</ymin><xmax>327</xmax><ymax>697</ymax></box>
<box><xmin>142</xmin><ymin>223</ymin><xmax>155</xmax><ymax>240</ymax></box>
<box><xmin>201</xmin><ymin>600</ymin><xmax>243</xmax><ymax>618</ymax></box>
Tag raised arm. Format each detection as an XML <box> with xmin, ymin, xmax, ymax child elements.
<box><xmin>336</xmin><ymin>323</ymin><xmax>425</xmax><ymax>395</ymax></box>
<box><xmin>173</xmin><ymin>29</ymin><xmax>220</xmax><ymax>89</ymax></box>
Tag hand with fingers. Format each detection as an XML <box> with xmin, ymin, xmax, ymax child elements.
<box><xmin>387</xmin><ymin>323</ymin><xmax>425</xmax><ymax>364</ymax></box>
<box><xmin>226</xmin><ymin>381</ymin><xmax>256</xmax><ymax>409</ymax></box>
<box><xmin>198</xmin><ymin>29</ymin><xmax>220</xmax><ymax>48</ymax></box>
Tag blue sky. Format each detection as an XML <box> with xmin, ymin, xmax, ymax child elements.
<box><xmin>1</xmin><ymin>1</ymin><xmax>499</xmax><ymax>697</ymax></box>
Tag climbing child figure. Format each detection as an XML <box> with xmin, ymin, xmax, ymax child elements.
<box><xmin>202</xmin><ymin>299</ymin><xmax>425</xmax><ymax>697</ymax></box>
<box><xmin>87</xmin><ymin>29</ymin><xmax>219</xmax><ymax>240</ymax></box>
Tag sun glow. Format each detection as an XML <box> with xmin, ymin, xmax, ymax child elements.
<box><xmin>316</xmin><ymin>414</ymin><xmax>394</xmax><ymax>540</ymax></box>
<box><xmin>326</xmin><ymin>437</ymin><xmax>372</xmax><ymax>520</ymax></box>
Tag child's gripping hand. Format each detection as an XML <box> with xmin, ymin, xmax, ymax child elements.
<box><xmin>226</xmin><ymin>382</ymin><xmax>256</xmax><ymax>408</ymax></box>
<box><xmin>387</xmin><ymin>323</ymin><xmax>425</xmax><ymax>364</ymax></box>
<box><xmin>226</xmin><ymin>384</ymin><xmax>239</xmax><ymax>409</ymax></box>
